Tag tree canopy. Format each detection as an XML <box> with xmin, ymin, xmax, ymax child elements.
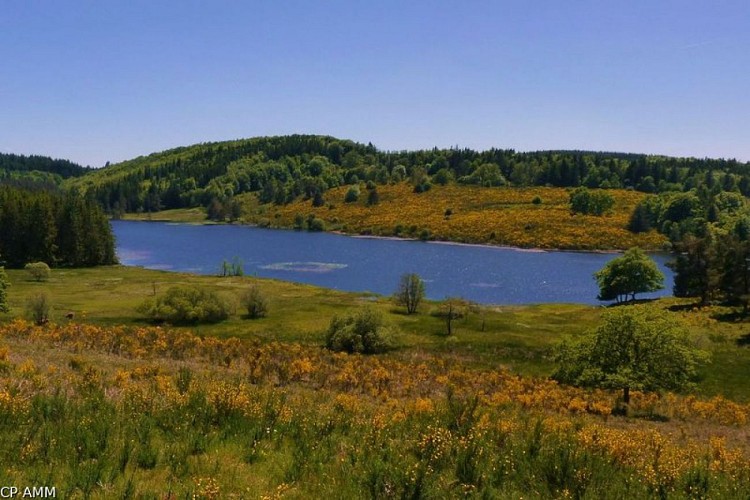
<box><xmin>553</xmin><ymin>307</ymin><xmax>708</xmax><ymax>405</ymax></box>
<box><xmin>594</xmin><ymin>248</ymin><xmax>664</xmax><ymax>303</ymax></box>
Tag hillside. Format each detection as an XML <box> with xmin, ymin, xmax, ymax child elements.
<box><xmin>66</xmin><ymin>134</ymin><xmax>750</xmax><ymax>217</ymax></box>
<box><xmin>241</xmin><ymin>184</ymin><xmax>667</xmax><ymax>250</ymax></box>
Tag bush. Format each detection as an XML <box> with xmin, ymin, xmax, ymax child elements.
<box><xmin>26</xmin><ymin>292</ymin><xmax>51</xmax><ymax>325</ymax></box>
<box><xmin>137</xmin><ymin>286</ymin><xmax>231</xmax><ymax>325</ymax></box>
<box><xmin>367</xmin><ymin>188</ymin><xmax>380</xmax><ymax>206</ymax></box>
<box><xmin>293</xmin><ymin>214</ymin><xmax>305</xmax><ymax>230</ymax></box>
<box><xmin>532</xmin><ymin>196</ymin><xmax>543</xmax><ymax>205</ymax></box>
<box><xmin>325</xmin><ymin>307</ymin><xmax>395</xmax><ymax>354</ymax></box>
<box><xmin>307</xmin><ymin>217</ymin><xmax>326</xmax><ymax>232</ymax></box>
<box><xmin>25</xmin><ymin>262</ymin><xmax>51</xmax><ymax>282</ymax></box>
<box><xmin>344</xmin><ymin>186</ymin><xmax>360</xmax><ymax>203</ymax></box>
<box><xmin>241</xmin><ymin>285</ymin><xmax>269</xmax><ymax>319</ymax></box>
<box><xmin>413</xmin><ymin>181</ymin><xmax>432</xmax><ymax>193</ymax></box>
<box><xmin>432</xmin><ymin>168</ymin><xmax>453</xmax><ymax>186</ymax></box>
<box><xmin>569</xmin><ymin>187</ymin><xmax>614</xmax><ymax>216</ymax></box>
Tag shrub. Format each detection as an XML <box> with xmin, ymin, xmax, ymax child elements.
<box><xmin>367</xmin><ymin>188</ymin><xmax>380</xmax><ymax>206</ymax></box>
<box><xmin>307</xmin><ymin>217</ymin><xmax>326</xmax><ymax>232</ymax></box>
<box><xmin>325</xmin><ymin>307</ymin><xmax>395</xmax><ymax>354</ymax></box>
<box><xmin>569</xmin><ymin>187</ymin><xmax>614</xmax><ymax>216</ymax></box>
<box><xmin>26</xmin><ymin>292</ymin><xmax>51</xmax><ymax>325</ymax></box>
<box><xmin>312</xmin><ymin>191</ymin><xmax>325</xmax><ymax>207</ymax></box>
<box><xmin>241</xmin><ymin>285</ymin><xmax>269</xmax><ymax>319</ymax></box>
<box><xmin>137</xmin><ymin>286</ymin><xmax>231</xmax><ymax>325</ymax></box>
<box><xmin>219</xmin><ymin>257</ymin><xmax>244</xmax><ymax>277</ymax></box>
<box><xmin>344</xmin><ymin>186</ymin><xmax>360</xmax><ymax>203</ymax></box>
<box><xmin>532</xmin><ymin>196</ymin><xmax>543</xmax><ymax>205</ymax></box>
<box><xmin>413</xmin><ymin>181</ymin><xmax>432</xmax><ymax>193</ymax></box>
<box><xmin>432</xmin><ymin>168</ymin><xmax>453</xmax><ymax>186</ymax></box>
<box><xmin>293</xmin><ymin>214</ymin><xmax>305</xmax><ymax>230</ymax></box>
<box><xmin>25</xmin><ymin>262</ymin><xmax>51</xmax><ymax>282</ymax></box>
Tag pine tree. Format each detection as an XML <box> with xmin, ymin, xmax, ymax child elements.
<box><xmin>627</xmin><ymin>204</ymin><xmax>651</xmax><ymax>233</ymax></box>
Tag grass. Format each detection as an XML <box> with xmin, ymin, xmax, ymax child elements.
<box><xmin>1</xmin><ymin>266</ymin><xmax>595</xmax><ymax>375</ymax></box>
<box><xmin>1</xmin><ymin>313</ymin><xmax>750</xmax><ymax>498</ymax></box>
<box><xmin>4</xmin><ymin>266</ymin><xmax>750</xmax><ymax>401</ymax></box>
<box><xmin>120</xmin><ymin>207</ymin><xmax>208</xmax><ymax>223</ymax></box>
<box><xmin>4</xmin><ymin>266</ymin><xmax>750</xmax><ymax>497</ymax></box>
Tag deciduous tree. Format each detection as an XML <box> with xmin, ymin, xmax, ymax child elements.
<box><xmin>553</xmin><ymin>307</ymin><xmax>708</xmax><ymax>405</ymax></box>
<box><xmin>594</xmin><ymin>248</ymin><xmax>664</xmax><ymax>303</ymax></box>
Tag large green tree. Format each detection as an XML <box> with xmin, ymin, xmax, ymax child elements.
<box><xmin>553</xmin><ymin>307</ymin><xmax>708</xmax><ymax>405</ymax></box>
<box><xmin>594</xmin><ymin>247</ymin><xmax>664</xmax><ymax>303</ymax></box>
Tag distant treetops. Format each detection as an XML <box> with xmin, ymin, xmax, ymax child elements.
<box><xmin>64</xmin><ymin>135</ymin><xmax>750</xmax><ymax>224</ymax></box>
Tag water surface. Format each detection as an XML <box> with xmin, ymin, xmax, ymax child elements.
<box><xmin>113</xmin><ymin>220</ymin><xmax>674</xmax><ymax>305</ymax></box>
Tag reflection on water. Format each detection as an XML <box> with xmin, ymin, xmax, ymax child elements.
<box><xmin>259</xmin><ymin>262</ymin><xmax>349</xmax><ymax>273</ymax></box>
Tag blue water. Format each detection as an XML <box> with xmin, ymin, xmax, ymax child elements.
<box><xmin>112</xmin><ymin>220</ymin><xmax>674</xmax><ymax>305</ymax></box>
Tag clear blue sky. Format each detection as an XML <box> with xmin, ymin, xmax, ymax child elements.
<box><xmin>2</xmin><ymin>1</ymin><xmax>748</xmax><ymax>167</ymax></box>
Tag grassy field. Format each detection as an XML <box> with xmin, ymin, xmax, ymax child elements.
<box><xmin>243</xmin><ymin>184</ymin><xmax>668</xmax><ymax>251</ymax></box>
<box><xmin>120</xmin><ymin>207</ymin><xmax>208</xmax><ymax>223</ymax></box>
<box><xmin>3</xmin><ymin>266</ymin><xmax>750</xmax><ymax>402</ymax></box>
<box><xmin>2</xmin><ymin>278</ymin><xmax>750</xmax><ymax>497</ymax></box>
<box><xmin>1</xmin><ymin>266</ymin><xmax>598</xmax><ymax>377</ymax></box>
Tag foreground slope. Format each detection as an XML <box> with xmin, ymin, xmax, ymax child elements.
<box><xmin>1</xmin><ymin>317</ymin><xmax>749</xmax><ymax>498</ymax></box>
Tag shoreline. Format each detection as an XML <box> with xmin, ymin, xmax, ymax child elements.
<box><xmin>118</xmin><ymin>216</ymin><xmax>666</xmax><ymax>255</ymax></box>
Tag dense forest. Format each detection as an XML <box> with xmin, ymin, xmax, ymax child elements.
<box><xmin>66</xmin><ymin>135</ymin><xmax>750</xmax><ymax>217</ymax></box>
<box><xmin>0</xmin><ymin>153</ymin><xmax>90</xmax><ymax>190</ymax></box>
<box><xmin>0</xmin><ymin>185</ymin><xmax>115</xmax><ymax>267</ymax></box>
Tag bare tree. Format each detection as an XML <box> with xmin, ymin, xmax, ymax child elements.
<box><xmin>395</xmin><ymin>273</ymin><xmax>425</xmax><ymax>314</ymax></box>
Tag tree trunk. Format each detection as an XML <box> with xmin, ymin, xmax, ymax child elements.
<box><xmin>446</xmin><ymin>304</ymin><xmax>453</xmax><ymax>335</ymax></box>
<box><xmin>622</xmin><ymin>386</ymin><xmax>630</xmax><ymax>405</ymax></box>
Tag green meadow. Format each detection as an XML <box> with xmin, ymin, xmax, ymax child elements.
<box><xmin>3</xmin><ymin>265</ymin><xmax>750</xmax><ymax>401</ymax></box>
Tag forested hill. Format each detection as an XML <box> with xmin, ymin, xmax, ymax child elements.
<box><xmin>64</xmin><ymin>134</ymin><xmax>750</xmax><ymax>215</ymax></box>
<box><xmin>1</xmin><ymin>153</ymin><xmax>91</xmax><ymax>189</ymax></box>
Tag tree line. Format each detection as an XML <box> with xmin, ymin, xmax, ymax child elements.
<box><xmin>0</xmin><ymin>185</ymin><xmax>116</xmax><ymax>268</ymax></box>
<box><xmin>65</xmin><ymin>135</ymin><xmax>750</xmax><ymax>219</ymax></box>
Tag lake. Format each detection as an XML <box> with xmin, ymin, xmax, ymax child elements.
<box><xmin>112</xmin><ymin>220</ymin><xmax>674</xmax><ymax>305</ymax></box>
